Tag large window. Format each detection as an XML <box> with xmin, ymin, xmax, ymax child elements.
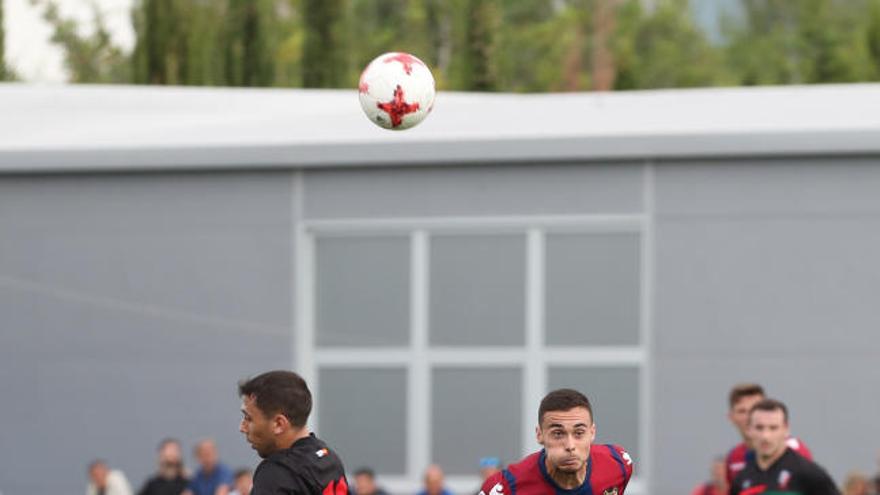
<box><xmin>296</xmin><ymin>214</ymin><xmax>649</xmax><ymax>494</ymax></box>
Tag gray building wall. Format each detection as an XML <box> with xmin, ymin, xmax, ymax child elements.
<box><xmin>0</xmin><ymin>172</ymin><xmax>294</xmax><ymax>495</ymax></box>
<box><xmin>653</xmin><ymin>157</ymin><xmax>880</xmax><ymax>494</ymax></box>
<box><xmin>2</xmin><ymin>157</ymin><xmax>879</xmax><ymax>495</ymax></box>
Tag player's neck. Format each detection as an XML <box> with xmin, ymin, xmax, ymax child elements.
<box><xmin>277</xmin><ymin>426</ymin><xmax>311</xmax><ymax>451</ymax></box>
<box><xmin>545</xmin><ymin>460</ymin><xmax>587</xmax><ymax>489</ymax></box>
<box><xmin>756</xmin><ymin>447</ymin><xmax>787</xmax><ymax>471</ymax></box>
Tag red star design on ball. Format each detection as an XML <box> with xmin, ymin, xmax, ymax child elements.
<box><xmin>376</xmin><ymin>85</ymin><xmax>420</xmax><ymax>128</ymax></box>
<box><xmin>383</xmin><ymin>53</ymin><xmax>424</xmax><ymax>75</ymax></box>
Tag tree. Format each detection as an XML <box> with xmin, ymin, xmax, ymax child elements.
<box><xmin>302</xmin><ymin>0</ymin><xmax>347</xmax><ymax>87</ymax></box>
<box><xmin>868</xmin><ymin>0</ymin><xmax>880</xmax><ymax>78</ymax></box>
<box><xmin>34</xmin><ymin>0</ymin><xmax>130</xmax><ymax>83</ymax></box>
<box><xmin>225</xmin><ymin>0</ymin><xmax>276</xmax><ymax>86</ymax></box>
<box><xmin>0</xmin><ymin>0</ymin><xmax>6</xmax><ymax>80</ymax></box>
<box><xmin>458</xmin><ymin>0</ymin><xmax>498</xmax><ymax>90</ymax></box>
<box><xmin>614</xmin><ymin>0</ymin><xmax>726</xmax><ymax>90</ymax></box>
<box><xmin>724</xmin><ymin>0</ymin><xmax>872</xmax><ymax>85</ymax></box>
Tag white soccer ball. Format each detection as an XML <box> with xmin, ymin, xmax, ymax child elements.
<box><xmin>358</xmin><ymin>52</ymin><xmax>436</xmax><ymax>130</ymax></box>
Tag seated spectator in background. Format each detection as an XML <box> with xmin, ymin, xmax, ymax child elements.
<box><xmin>417</xmin><ymin>465</ymin><xmax>453</xmax><ymax>495</ymax></box>
<box><xmin>689</xmin><ymin>457</ymin><xmax>727</xmax><ymax>495</ymax></box>
<box><xmin>186</xmin><ymin>439</ymin><xmax>233</xmax><ymax>495</ymax></box>
<box><xmin>87</xmin><ymin>460</ymin><xmax>133</xmax><ymax>495</ymax></box>
<box><xmin>474</xmin><ymin>458</ymin><xmax>500</xmax><ymax>495</ymax></box>
<box><xmin>478</xmin><ymin>458</ymin><xmax>500</xmax><ymax>482</ymax></box>
<box><xmin>139</xmin><ymin>438</ymin><xmax>189</xmax><ymax>495</ymax></box>
<box><xmin>841</xmin><ymin>472</ymin><xmax>869</xmax><ymax>495</ymax></box>
<box><xmin>354</xmin><ymin>468</ymin><xmax>388</xmax><ymax>495</ymax></box>
<box><xmin>228</xmin><ymin>469</ymin><xmax>252</xmax><ymax>495</ymax></box>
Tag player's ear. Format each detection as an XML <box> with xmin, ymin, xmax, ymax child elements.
<box><xmin>535</xmin><ymin>425</ymin><xmax>544</xmax><ymax>446</ymax></box>
<box><xmin>273</xmin><ymin>413</ymin><xmax>289</xmax><ymax>434</ymax></box>
<box><xmin>589</xmin><ymin>423</ymin><xmax>596</xmax><ymax>442</ymax></box>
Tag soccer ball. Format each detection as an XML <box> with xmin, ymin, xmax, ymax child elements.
<box><xmin>358</xmin><ymin>52</ymin><xmax>435</xmax><ymax>130</ymax></box>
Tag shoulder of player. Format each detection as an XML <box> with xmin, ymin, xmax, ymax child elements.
<box><xmin>726</xmin><ymin>443</ymin><xmax>747</xmax><ymax>460</ymax></box>
<box><xmin>590</xmin><ymin>444</ymin><xmax>633</xmax><ymax>467</ymax></box>
<box><xmin>254</xmin><ymin>459</ymin><xmax>298</xmax><ymax>486</ymax></box>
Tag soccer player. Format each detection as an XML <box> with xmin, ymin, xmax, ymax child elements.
<box><xmin>725</xmin><ymin>384</ymin><xmax>812</xmax><ymax>484</ymax></box>
<box><xmin>730</xmin><ymin>399</ymin><xmax>838</xmax><ymax>495</ymax></box>
<box><xmin>479</xmin><ymin>388</ymin><xmax>633</xmax><ymax>495</ymax></box>
<box><xmin>238</xmin><ymin>370</ymin><xmax>348</xmax><ymax>495</ymax></box>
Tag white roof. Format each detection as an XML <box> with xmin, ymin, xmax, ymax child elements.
<box><xmin>1</xmin><ymin>82</ymin><xmax>879</xmax><ymax>172</ymax></box>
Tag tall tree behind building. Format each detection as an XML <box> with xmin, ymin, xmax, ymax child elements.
<box><xmin>614</xmin><ymin>0</ymin><xmax>724</xmax><ymax>89</ymax></box>
<box><xmin>225</xmin><ymin>0</ymin><xmax>276</xmax><ymax>86</ymax></box>
<box><xmin>724</xmin><ymin>0</ymin><xmax>871</xmax><ymax>85</ymax></box>
<box><xmin>868</xmin><ymin>0</ymin><xmax>880</xmax><ymax>78</ymax></box>
<box><xmin>451</xmin><ymin>0</ymin><xmax>498</xmax><ymax>90</ymax></box>
<box><xmin>0</xmin><ymin>0</ymin><xmax>8</xmax><ymax>80</ymax></box>
<box><xmin>302</xmin><ymin>0</ymin><xmax>347</xmax><ymax>87</ymax></box>
<box><xmin>132</xmin><ymin>0</ymin><xmax>186</xmax><ymax>84</ymax></box>
<box><xmin>35</xmin><ymin>0</ymin><xmax>130</xmax><ymax>83</ymax></box>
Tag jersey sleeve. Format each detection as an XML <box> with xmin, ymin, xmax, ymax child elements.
<box><xmin>608</xmin><ymin>445</ymin><xmax>634</xmax><ymax>494</ymax></box>
<box><xmin>252</xmin><ymin>461</ymin><xmax>308</xmax><ymax>495</ymax></box>
<box><xmin>724</xmin><ymin>448</ymin><xmax>738</xmax><ymax>485</ymax></box>
<box><xmin>479</xmin><ymin>471</ymin><xmax>509</xmax><ymax>495</ymax></box>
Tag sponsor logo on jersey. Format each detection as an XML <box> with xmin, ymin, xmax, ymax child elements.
<box><xmin>778</xmin><ymin>469</ymin><xmax>791</xmax><ymax>489</ymax></box>
<box><xmin>487</xmin><ymin>482</ymin><xmax>503</xmax><ymax>495</ymax></box>
<box><xmin>621</xmin><ymin>451</ymin><xmax>633</xmax><ymax>466</ymax></box>
<box><xmin>316</xmin><ymin>448</ymin><xmax>329</xmax><ymax>458</ymax></box>
<box><xmin>730</xmin><ymin>461</ymin><xmax>746</xmax><ymax>472</ymax></box>
<box><xmin>604</xmin><ymin>488</ymin><xmax>618</xmax><ymax>495</ymax></box>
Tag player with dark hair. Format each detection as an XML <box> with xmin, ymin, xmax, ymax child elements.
<box><xmin>730</xmin><ymin>399</ymin><xmax>838</xmax><ymax>495</ymax></box>
<box><xmin>725</xmin><ymin>384</ymin><xmax>812</xmax><ymax>484</ymax></box>
<box><xmin>238</xmin><ymin>370</ymin><xmax>348</xmax><ymax>495</ymax></box>
<box><xmin>479</xmin><ymin>388</ymin><xmax>633</xmax><ymax>495</ymax></box>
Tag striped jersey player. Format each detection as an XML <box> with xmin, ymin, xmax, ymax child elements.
<box><xmin>480</xmin><ymin>389</ymin><xmax>633</xmax><ymax>495</ymax></box>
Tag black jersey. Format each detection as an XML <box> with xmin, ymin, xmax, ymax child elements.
<box><xmin>252</xmin><ymin>433</ymin><xmax>348</xmax><ymax>495</ymax></box>
<box><xmin>730</xmin><ymin>448</ymin><xmax>839</xmax><ymax>495</ymax></box>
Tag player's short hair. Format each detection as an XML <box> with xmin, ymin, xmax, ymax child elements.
<box><xmin>238</xmin><ymin>370</ymin><xmax>312</xmax><ymax>427</ymax></box>
<box><xmin>749</xmin><ymin>398</ymin><xmax>788</xmax><ymax>424</ymax></box>
<box><xmin>538</xmin><ymin>388</ymin><xmax>593</xmax><ymax>425</ymax></box>
<box><xmin>728</xmin><ymin>383</ymin><xmax>765</xmax><ymax>409</ymax></box>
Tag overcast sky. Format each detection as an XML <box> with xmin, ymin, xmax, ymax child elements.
<box><xmin>5</xmin><ymin>0</ymin><xmax>135</xmax><ymax>83</ymax></box>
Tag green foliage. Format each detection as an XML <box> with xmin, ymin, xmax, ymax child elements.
<box><xmin>724</xmin><ymin>0</ymin><xmax>874</xmax><ymax>85</ymax></box>
<box><xmin>33</xmin><ymin>0</ymin><xmax>130</xmax><ymax>83</ymax></box>
<box><xmin>615</xmin><ymin>0</ymin><xmax>728</xmax><ymax>90</ymax></box>
<box><xmin>0</xmin><ymin>0</ymin><xmax>6</xmax><ymax>80</ymax></box>
<box><xmin>27</xmin><ymin>0</ymin><xmax>880</xmax><ymax>90</ymax></box>
<box><xmin>302</xmin><ymin>0</ymin><xmax>347</xmax><ymax>87</ymax></box>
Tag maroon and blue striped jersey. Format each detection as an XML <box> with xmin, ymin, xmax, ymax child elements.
<box><xmin>479</xmin><ymin>445</ymin><xmax>633</xmax><ymax>495</ymax></box>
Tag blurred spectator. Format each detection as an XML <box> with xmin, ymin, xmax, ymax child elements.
<box><xmin>842</xmin><ymin>472</ymin><xmax>869</xmax><ymax>495</ymax></box>
<box><xmin>138</xmin><ymin>438</ymin><xmax>189</xmax><ymax>495</ymax></box>
<box><xmin>417</xmin><ymin>465</ymin><xmax>453</xmax><ymax>495</ymax></box>
<box><xmin>186</xmin><ymin>439</ymin><xmax>233</xmax><ymax>495</ymax></box>
<box><xmin>87</xmin><ymin>460</ymin><xmax>134</xmax><ymax>495</ymax></box>
<box><xmin>478</xmin><ymin>458</ymin><xmax>500</xmax><ymax>482</ymax></box>
<box><xmin>689</xmin><ymin>457</ymin><xmax>727</xmax><ymax>495</ymax></box>
<box><xmin>228</xmin><ymin>469</ymin><xmax>252</xmax><ymax>495</ymax></box>
<box><xmin>474</xmin><ymin>458</ymin><xmax>501</xmax><ymax>495</ymax></box>
<box><xmin>354</xmin><ymin>468</ymin><xmax>388</xmax><ymax>495</ymax></box>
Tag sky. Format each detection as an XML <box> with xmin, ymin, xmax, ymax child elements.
<box><xmin>5</xmin><ymin>0</ymin><xmax>135</xmax><ymax>83</ymax></box>
<box><xmin>3</xmin><ymin>0</ymin><xmax>737</xmax><ymax>84</ymax></box>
